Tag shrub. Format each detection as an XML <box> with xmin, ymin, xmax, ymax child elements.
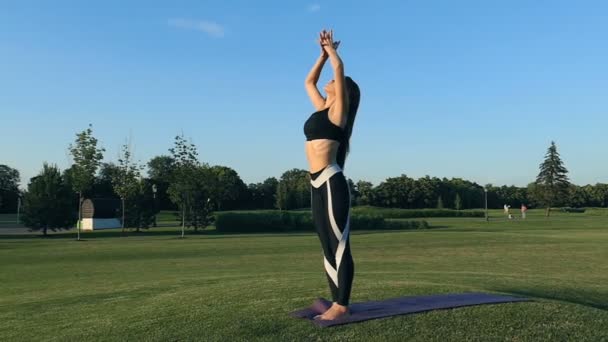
<box><xmin>214</xmin><ymin>210</ymin><xmax>429</xmax><ymax>233</ymax></box>
<box><xmin>349</xmin><ymin>214</ymin><xmax>385</xmax><ymax>231</ymax></box>
<box><xmin>352</xmin><ymin>206</ymin><xmax>484</xmax><ymax>218</ymax></box>
<box><xmin>214</xmin><ymin>211</ymin><xmax>312</xmax><ymax>233</ymax></box>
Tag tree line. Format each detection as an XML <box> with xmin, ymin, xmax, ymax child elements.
<box><xmin>1</xmin><ymin>126</ymin><xmax>607</xmax><ymax>235</ymax></box>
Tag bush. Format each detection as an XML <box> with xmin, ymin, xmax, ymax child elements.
<box><xmin>349</xmin><ymin>214</ymin><xmax>385</xmax><ymax>231</ymax></box>
<box><xmin>214</xmin><ymin>211</ymin><xmax>313</xmax><ymax>233</ymax></box>
<box><xmin>214</xmin><ymin>210</ymin><xmax>429</xmax><ymax>233</ymax></box>
<box><xmin>352</xmin><ymin>206</ymin><xmax>484</xmax><ymax>218</ymax></box>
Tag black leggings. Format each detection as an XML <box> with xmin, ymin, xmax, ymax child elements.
<box><xmin>310</xmin><ymin>164</ymin><xmax>354</xmax><ymax>306</ymax></box>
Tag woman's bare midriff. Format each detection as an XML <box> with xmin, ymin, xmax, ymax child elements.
<box><xmin>305</xmin><ymin>139</ymin><xmax>340</xmax><ymax>173</ymax></box>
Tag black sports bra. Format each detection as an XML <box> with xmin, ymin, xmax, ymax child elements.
<box><xmin>303</xmin><ymin>108</ymin><xmax>345</xmax><ymax>142</ymax></box>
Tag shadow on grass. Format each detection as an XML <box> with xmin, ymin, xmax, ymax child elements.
<box><xmin>496</xmin><ymin>287</ymin><xmax>608</xmax><ymax>312</ymax></box>
<box><xmin>0</xmin><ymin>229</ymin><xmax>208</xmax><ymax>240</ymax></box>
<box><xmin>425</xmin><ymin>225</ymin><xmax>451</xmax><ymax>229</ymax></box>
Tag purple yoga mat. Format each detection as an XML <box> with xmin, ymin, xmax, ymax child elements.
<box><xmin>290</xmin><ymin>292</ymin><xmax>531</xmax><ymax>327</ymax></box>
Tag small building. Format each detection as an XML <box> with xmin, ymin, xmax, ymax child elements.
<box><xmin>80</xmin><ymin>198</ymin><xmax>121</xmax><ymax>230</ymax></box>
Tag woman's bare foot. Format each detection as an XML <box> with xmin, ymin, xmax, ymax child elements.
<box><xmin>317</xmin><ymin>302</ymin><xmax>349</xmax><ymax>320</ymax></box>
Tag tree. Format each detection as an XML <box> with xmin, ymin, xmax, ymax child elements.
<box><xmin>167</xmin><ymin>134</ymin><xmax>201</xmax><ymax>237</ymax></box>
<box><xmin>437</xmin><ymin>195</ymin><xmax>444</xmax><ymax>209</ymax></box>
<box><xmin>147</xmin><ymin>155</ymin><xmax>175</xmax><ymax>210</ymax></box>
<box><xmin>0</xmin><ymin>164</ymin><xmax>21</xmax><ymax>213</ymax></box>
<box><xmin>189</xmin><ymin>166</ymin><xmax>215</xmax><ymax>231</ymax></box>
<box><xmin>588</xmin><ymin>183</ymin><xmax>608</xmax><ymax>207</ymax></box>
<box><xmin>111</xmin><ymin>142</ymin><xmax>143</xmax><ymax>232</ymax></box>
<box><xmin>92</xmin><ymin>162</ymin><xmax>121</xmax><ymax>199</ymax></box>
<box><xmin>147</xmin><ymin>155</ymin><xmax>175</xmax><ymax>180</ymax></box>
<box><xmin>21</xmin><ymin>163</ymin><xmax>75</xmax><ymax>236</ymax></box>
<box><xmin>68</xmin><ymin>124</ymin><xmax>105</xmax><ymax>240</ymax></box>
<box><xmin>347</xmin><ymin>178</ymin><xmax>358</xmax><ymax>206</ymax></box>
<box><xmin>260</xmin><ymin>177</ymin><xmax>278</xmax><ymax>209</ymax></box>
<box><xmin>373</xmin><ymin>175</ymin><xmax>415</xmax><ymax>208</ymax></box>
<box><xmin>276</xmin><ymin>169</ymin><xmax>310</xmax><ymax>210</ymax></box>
<box><xmin>416</xmin><ymin>176</ymin><xmax>442</xmax><ymax>209</ymax></box>
<box><xmin>208</xmin><ymin>165</ymin><xmax>248</xmax><ymax>211</ymax></box>
<box><xmin>123</xmin><ymin>178</ymin><xmax>157</xmax><ymax>231</ymax></box>
<box><xmin>568</xmin><ymin>185</ymin><xmax>588</xmax><ymax>208</ymax></box>
<box><xmin>444</xmin><ymin>178</ymin><xmax>484</xmax><ymax>210</ymax></box>
<box><xmin>276</xmin><ymin>180</ymin><xmax>287</xmax><ymax>210</ymax></box>
<box><xmin>355</xmin><ymin>180</ymin><xmax>374</xmax><ymax>206</ymax></box>
<box><xmin>535</xmin><ymin>141</ymin><xmax>570</xmax><ymax>216</ymax></box>
<box><xmin>247</xmin><ymin>177</ymin><xmax>278</xmax><ymax>209</ymax></box>
<box><xmin>492</xmin><ymin>185</ymin><xmax>528</xmax><ymax>209</ymax></box>
<box><xmin>454</xmin><ymin>193</ymin><xmax>462</xmax><ymax>210</ymax></box>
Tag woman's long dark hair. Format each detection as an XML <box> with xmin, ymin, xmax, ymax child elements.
<box><xmin>337</xmin><ymin>76</ymin><xmax>360</xmax><ymax>170</ymax></box>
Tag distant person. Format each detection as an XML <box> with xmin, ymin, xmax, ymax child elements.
<box><xmin>521</xmin><ymin>204</ymin><xmax>528</xmax><ymax>219</ymax></box>
<box><xmin>504</xmin><ymin>204</ymin><xmax>512</xmax><ymax>219</ymax></box>
<box><xmin>304</xmin><ymin>29</ymin><xmax>361</xmax><ymax>321</ymax></box>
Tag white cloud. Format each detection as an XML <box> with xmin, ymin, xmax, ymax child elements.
<box><xmin>168</xmin><ymin>18</ymin><xmax>225</xmax><ymax>38</ymax></box>
<box><xmin>308</xmin><ymin>4</ymin><xmax>321</xmax><ymax>12</ymax></box>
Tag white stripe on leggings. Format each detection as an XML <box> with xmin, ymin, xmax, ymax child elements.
<box><xmin>325</xmin><ymin>172</ymin><xmax>350</xmax><ymax>288</ymax></box>
<box><xmin>324</xmin><ymin>257</ymin><xmax>338</xmax><ymax>286</ymax></box>
<box><xmin>310</xmin><ymin>164</ymin><xmax>341</xmax><ymax>189</ymax></box>
<box><xmin>310</xmin><ymin>164</ymin><xmax>351</xmax><ymax>288</ymax></box>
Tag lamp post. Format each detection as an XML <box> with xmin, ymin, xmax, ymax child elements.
<box><xmin>17</xmin><ymin>196</ymin><xmax>21</xmax><ymax>224</ymax></box>
<box><xmin>206</xmin><ymin>197</ymin><xmax>211</xmax><ymax>230</ymax></box>
<box><xmin>152</xmin><ymin>184</ymin><xmax>157</xmax><ymax>227</ymax></box>
<box><xmin>484</xmin><ymin>187</ymin><xmax>489</xmax><ymax>221</ymax></box>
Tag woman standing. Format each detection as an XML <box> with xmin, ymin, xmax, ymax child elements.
<box><xmin>303</xmin><ymin>29</ymin><xmax>360</xmax><ymax>320</ymax></box>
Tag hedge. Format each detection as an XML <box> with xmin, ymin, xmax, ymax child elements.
<box><xmin>214</xmin><ymin>211</ymin><xmax>428</xmax><ymax>233</ymax></box>
<box><xmin>351</xmin><ymin>206</ymin><xmax>485</xmax><ymax>218</ymax></box>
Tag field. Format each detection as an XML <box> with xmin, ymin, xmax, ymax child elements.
<box><xmin>0</xmin><ymin>209</ymin><xmax>607</xmax><ymax>341</ymax></box>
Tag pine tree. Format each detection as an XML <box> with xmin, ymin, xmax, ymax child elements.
<box><xmin>535</xmin><ymin>141</ymin><xmax>570</xmax><ymax>216</ymax></box>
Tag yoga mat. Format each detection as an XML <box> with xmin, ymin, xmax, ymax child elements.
<box><xmin>290</xmin><ymin>292</ymin><xmax>531</xmax><ymax>327</ymax></box>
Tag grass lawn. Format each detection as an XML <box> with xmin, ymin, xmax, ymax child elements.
<box><xmin>0</xmin><ymin>209</ymin><xmax>606</xmax><ymax>341</ymax></box>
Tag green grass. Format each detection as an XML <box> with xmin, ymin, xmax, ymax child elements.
<box><xmin>0</xmin><ymin>209</ymin><xmax>607</xmax><ymax>341</ymax></box>
<box><xmin>583</xmin><ymin>207</ymin><xmax>608</xmax><ymax>216</ymax></box>
<box><xmin>154</xmin><ymin>210</ymin><xmax>181</xmax><ymax>226</ymax></box>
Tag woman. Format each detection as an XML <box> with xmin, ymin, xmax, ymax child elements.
<box><xmin>303</xmin><ymin>29</ymin><xmax>360</xmax><ymax>320</ymax></box>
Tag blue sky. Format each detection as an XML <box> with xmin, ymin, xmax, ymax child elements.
<box><xmin>1</xmin><ymin>0</ymin><xmax>607</xmax><ymax>188</ymax></box>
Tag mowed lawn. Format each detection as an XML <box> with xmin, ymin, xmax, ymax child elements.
<box><xmin>0</xmin><ymin>210</ymin><xmax>607</xmax><ymax>341</ymax></box>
